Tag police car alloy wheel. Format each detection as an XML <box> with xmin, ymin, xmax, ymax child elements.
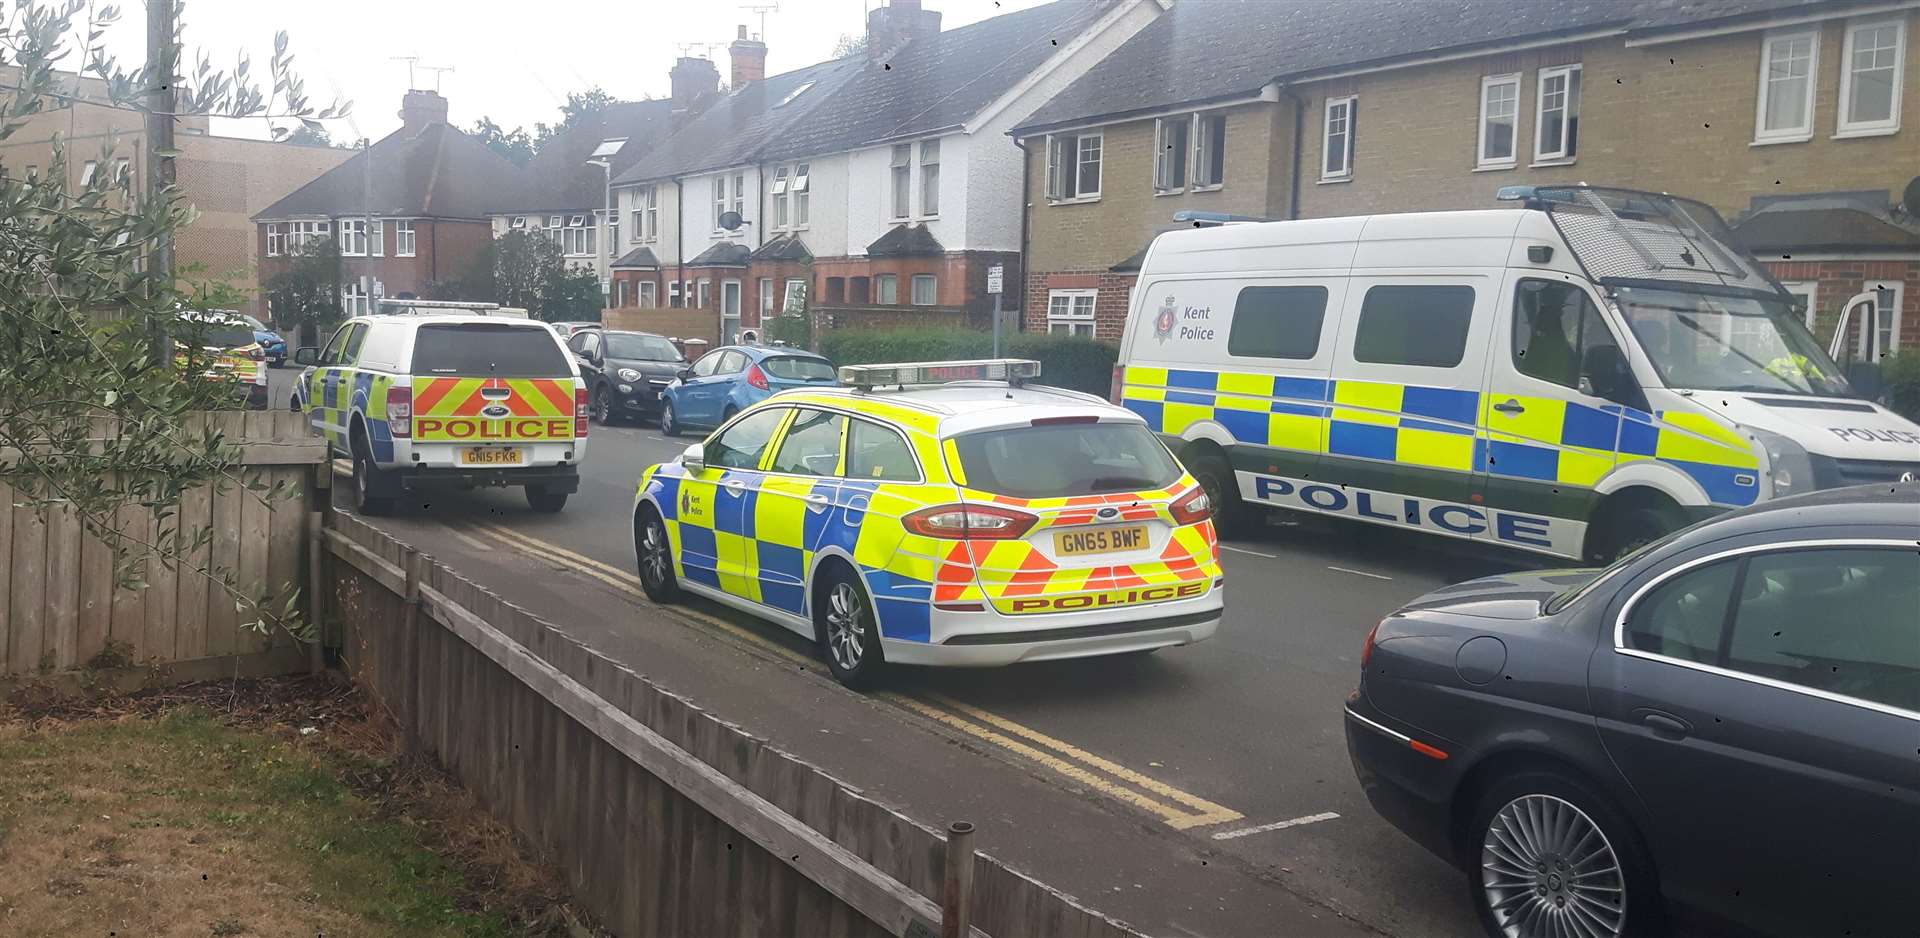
<box><xmin>634</xmin><ymin>509</ymin><xmax>679</xmax><ymax>602</ymax></box>
<box><xmin>1469</xmin><ymin>769</ymin><xmax>1658</xmax><ymax>938</ymax></box>
<box><xmin>817</xmin><ymin>569</ymin><xmax>884</xmax><ymax>687</ymax></box>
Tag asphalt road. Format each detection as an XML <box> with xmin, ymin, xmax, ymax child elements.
<box><xmin>266</xmin><ymin>366</ymin><xmax>1544</xmax><ymax>937</ymax></box>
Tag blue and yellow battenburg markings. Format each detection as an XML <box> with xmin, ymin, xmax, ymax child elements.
<box><xmin>1121</xmin><ymin>367</ymin><xmax>1759</xmax><ymax>509</ymax></box>
<box><xmin>307</xmin><ymin>370</ymin><xmax>397</xmax><ymax>461</ymax></box>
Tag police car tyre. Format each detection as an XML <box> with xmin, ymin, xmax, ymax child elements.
<box><xmin>661</xmin><ymin>400</ymin><xmax>682</xmax><ymax>437</ymax></box>
<box><xmin>1467</xmin><ymin>768</ymin><xmax>1661</xmax><ymax>938</ymax></box>
<box><xmin>1187</xmin><ymin>457</ymin><xmax>1247</xmax><ymax>537</ymax></box>
<box><xmin>815</xmin><ymin>565</ymin><xmax>885</xmax><ymax>688</ymax></box>
<box><xmin>351</xmin><ymin>450</ymin><xmax>395</xmax><ymax>517</ymax></box>
<box><xmin>526</xmin><ymin>485</ymin><xmax>569</xmax><ymax>513</ymax></box>
<box><xmin>634</xmin><ymin>507</ymin><xmax>679</xmax><ymax>603</ymax></box>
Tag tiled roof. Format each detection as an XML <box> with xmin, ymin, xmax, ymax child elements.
<box><xmin>255</xmin><ymin>121</ymin><xmax>529</xmax><ymax>220</ymax></box>
<box><xmin>611</xmin><ymin>246</ymin><xmax>662</xmax><ymax>268</ymax></box>
<box><xmin>498</xmin><ymin>100</ymin><xmax>676</xmax><ymax>214</ymax></box>
<box><xmin>687</xmin><ymin>241</ymin><xmax>752</xmax><ymax>266</ymax></box>
<box><xmin>1735</xmin><ymin>203</ymin><xmax>1920</xmax><ymax>254</ymax></box>
<box><xmin>1013</xmin><ymin>0</ymin><xmax>1842</xmax><ymax>134</ymax></box>
<box><xmin>749</xmin><ymin>235</ymin><xmax>814</xmax><ymax>261</ymax></box>
<box><xmin>613</xmin><ymin>58</ymin><xmax>860</xmax><ymax>185</ymax></box>
<box><xmin>761</xmin><ymin>1</ymin><xmax>1104</xmax><ymax>160</ymax></box>
<box><xmin>866</xmin><ymin>223</ymin><xmax>945</xmax><ymax>257</ymax></box>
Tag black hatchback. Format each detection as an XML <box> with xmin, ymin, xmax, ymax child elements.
<box><xmin>1346</xmin><ymin>483</ymin><xmax>1919</xmax><ymax>938</ymax></box>
<box><xmin>567</xmin><ymin>328</ymin><xmax>686</xmax><ymax>425</ymax></box>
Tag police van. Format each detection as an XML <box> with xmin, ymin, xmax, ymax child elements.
<box><xmin>1117</xmin><ymin>186</ymin><xmax>1920</xmax><ymax>562</ymax></box>
<box><xmin>292</xmin><ymin>302</ymin><xmax>587</xmax><ymax>516</ymax></box>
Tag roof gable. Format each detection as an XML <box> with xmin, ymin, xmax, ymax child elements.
<box><xmin>255</xmin><ymin>121</ymin><xmax>530</xmax><ymax>220</ymax></box>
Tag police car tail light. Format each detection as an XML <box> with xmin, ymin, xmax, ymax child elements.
<box><xmin>386</xmin><ymin>387</ymin><xmax>411</xmax><ymax>437</ymax></box>
<box><xmin>575</xmin><ymin>386</ymin><xmax>589</xmax><ymax>438</ymax></box>
<box><xmin>1169</xmin><ymin>487</ymin><xmax>1211</xmax><ymax>525</ymax></box>
<box><xmin>746</xmin><ymin>363</ymin><xmax>770</xmax><ymax>391</ymax></box>
<box><xmin>903</xmin><ymin>504</ymin><xmax>1037</xmax><ymax>540</ymax></box>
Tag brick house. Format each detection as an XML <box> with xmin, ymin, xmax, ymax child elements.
<box><xmin>253</xmin><ymin>91</ymin><xmax>529</xmax><ymax>325</ymax></box>
<box><xmin>1013</xmin><ymin>0</ymin><xmax>1920</xmax><ymax>353</ymax></box>
<box><xmin>603</xmin><ymin>0</ymin><xmax>1164</xmax><ymax>344</ymax></box>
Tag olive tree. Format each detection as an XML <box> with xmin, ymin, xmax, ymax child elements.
<box><xmin>0</xmin><ymin>0</ymin><xmax>346</xmax><ymax>644</ymax></box>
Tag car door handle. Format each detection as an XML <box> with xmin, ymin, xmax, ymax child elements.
<box><xmin>1493</xmin><ymin>399</ymin><xmax>1526</xmax><ymax>415</ymax></box>
<box><xmin>720</xmin><ymin>479</ymin><xmax>746</xmax><ymax>493</ymax></box>
<box><xmin>803</xmin><ymin>494</ymin><xmax>831</xmax><ymax>511</ymax></box>
<box><xmin>1639</xmin><ymin>711</ymin><xmax>1692</xmax><ymax>740</ymax></box>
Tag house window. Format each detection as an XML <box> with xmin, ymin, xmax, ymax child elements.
<box><xmin>1838</xmin><ymin>18</ymin><xmax>1905</xmax><ymax>135</ymax></box>
<box><xmin>25</xmin><ymin>164</ymin><xmax>37</xmax><ymax>184</ymax></box>
<box><xmin>633</xmin><ymin>185</ymin><xmax>659</xmax><ymax>240</ymax></box>
<box><xmin>1045</xmin><ymin>131</ymin><xmax>1102</xmax><ymax>201</ymax></box>
<box><xmin>1756</xmin><ymin>29</ymin><xmax>1819</xmax><ymax>142</ymax></box>
<box><xmin>608</xmin><ymin>212</ymin><xmax>618</xmax><ymax>247</ymax></box>
<box><xmin>1780</xmin><ymin>280</ymin><xmax>1819</xmax><ymax>332</ymax></box>
<box><xmin>722</xmin><ymin>280</ymin><xmax>742</xmax><ymax>342</ymax></box>
<box><xmin>697</xmin><ymin>279</ymin><xmax>711</xmax><ymax>309</ymax></box>
<box><xmin>1193</xmin><ymin>114</ymin><xmax>1226</xmax><ymax>188</ymax></box>
<box><xmin>393</xmin><ymin>221</ymin><xmax>416</xmax><ymax>257</ymax></box>
<box><xmin>338</xmin><ymin>218</ymin><xmax>370</xmax><ymax>256</ymax></box>
<box><xmin>80</xmin><ymin>160</ymin><xmax>97</xmax><ymax>186</ymax></box>
<box><xmin>267</xmin><ymin>224</ymin><xmax>284</xmax><ymax>257</ymax></box>
<box><xmin>1859</xmin><ymin>282</ymin><xmax>1906</xmax><ymax>357</ymax></box>
<box><xmin>1047</xmin><ymin>289</ymin><xmax>1097</xmax><ymax>337</ymax></box>
<box><xmin>714</xmin><ymin>174</ymin><xmax>729</xmax><ymax>229</ymax></box>
<box><xmin>287</xmin><ymin>220</ymin><xmax>329</xmax><ymax>252</ymax></box>
<box><xmin>341</xmin><ymin>281</ymin><xmax>370</xmax><ymax>317</ymax></box>
<box><xmin>891</xmin><ymin>144</ymin><xmax>912</xmax><ymax>219</ymax></box>
<box><xmin>369</xmin><ymin>220</ymin><xmax>384</xmax><ymax>256</ymax></box>
<box><xmin>910</xmin><ymin>274</ymin><xmax>936</xmax><ymax>306</ymax></box>
<box><xmin>112</xmin><ymin>157</ymin><xmax>131</xmax><ymax>191</ymax></box>
<box><xmin>1154</xmin><ymin>116</ymin><xmax>1189</xmax><ymax>191</ymax></box>
<box><xmin>668</xmin><ymin>281</ymin><xmax>683</xmax><ymax>307</ymax></box>
<box><xmin>759</xmin><ymin>277</ymin><xmax>774</xmax><ymax>317</ymax></box>
<box><xmin>920</xmin><ymin>139</ymin><xmax>940</xmax><ymax>216</ymax></box>
<box><xmin>639</xmin><ymin>280</ymin><xmax>658</xmax><ymax>308</ymax></box>
<box><xmin>772</xmin><ymin>167</ymin><xmax>790</xmax><ymax>228</ymax></box>
<box><xmin>1535</xmin><ymin>65</ymin><xmax>1581</xmax><ymax>161</ymax></box>
<box><xmin>784</xmin><ymin>278</ymin><xmax>806</xmax><ymax>313</ymax></box>
<box><xmin>1478</xmin><ymin>73</ymin><xmax>1521</xmax><ymax>166</ymax></box>
<box><xmin>792</xmin><ymin>162</ymin><xmax>810</xmax><ymax>225</ymax></box>
<box><xmin>876</xmin><ymin>274</ymin><xmax>899</xmax><ymax>305</ymax></box>
<box><xmin>1322</xmin><ymin>96</ymin><xmax>1355</xmax><ymax>180</ymax></box>
<box><xmin>511</xmin><ymin>216</ymin><xmax>527</xmax><ymax>229</ymax></box>
<box><xmin>615</xmin><ymin>280</ymin><xmax>628</xmax><ymax>307</ymax></box>
<box><xmin>730</xmin><ymin>173</ymin><xmax>745</xmax><ymax>222</ymax></box>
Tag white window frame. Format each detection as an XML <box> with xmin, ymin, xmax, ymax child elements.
<box><xmin>771</xmin><ymin>167</ymin><xmax>790</xmax><ymax>229</ymax></box>
<box><xmin>730</xmin><ymin>173</ymin><xmax>745</xmax><ymax>222</ymax></box>
<box><xmin>1192</xmin><ymin>112</ymin><xmax>1226</xmax><ymax>190</ymax></box>
<box><xmin>80</xmin><ymin>159</ymin><xmax>97</xmax><ymax>186</ymax></box>
<box><xmin>713</xmin><ymin>175</ymin><xmax>729</xmax><ymax>230</ymax></box>
<box><xmin>338</xmin><ymin>218</ymin><xmax>368</xmax><ymax>256</ymax></box>
<box><xmin>1534</xmin><ymin>64</ymin><xmax>1581</xmax><ymax>163</ymax></box>
<box><xmin>668</xmin><ymin>280</ymin><xmax>683</xmax><ymax>307</ymax></box>
<box><xmin>1837</xmin><ymin>17</ymin><xmax>1906</xmax><ymax>137</ymax></box>
<box><xmin>697</xmin><ymin>279</ymin><xmax>711</xmax><ymax>309</ymax></box>
<box><xmin>1754</xmin><ymin>28</ymin><xmax>1820</xmax><ymax>144</ymax></box>
<box><xmin>1477</xmin><ymin>73</ymin><xmax>1521</xmax><ymax>167</ymax></box>
<box><xmin>639</xmin><ymin>280</ymin><xmax>658</xmax><ymax>308</ymax></box>
<box><xmin>1153</xmin><ymin>115</ymin><xmax>1190</xmax><ymax>193</ymax></box>
<box><xmin>910</xmin><ymin>274</ymin><xmax>937</xmax><ymax>306</ymax></box>
<box><xmin>1044</xmin><ymin>130</ymin><xmax>1104</xmax><ymax>203</ymax></box>
<box><xmin>1075</xmin><ymin>133</ymin><xmax>1103</xmax><ymax>200</ymax></box>
<box><xmin>1780</xmin><ymin>280</ymin><xmax>1819</xmax><ymax>331</ymax></box>
<box><xmin>1046</xmin><ymin>289</ymin><xmax>1097</xmax><ymax>337</ymax></box>
<box><xmin>393</xmin><ymin>220</ymin><xmax>416</xmax><ymax>257</ymax></box>
<box><xmin>875</xmin><ymin>273</ymin><xmax>899</xmax><ymax>305</ymax></box>
<box><xmin>511</xmin><ymin>216</ymin><xmax>528</xmax><ymax>229</ymax></box>
<box><xmin>919</xmin><ymin>139</ymin><xmax>940</xmax><ymax>217</ymax></box>
<box><xmin>267</xmin><ymin>223</ymin><xmax>284</xmax><ymax>257</ymax></box>
<box><xmin>891</xmin><ymin>144</ymin><xmax>912</xmax><ymax>220</ymax></box>
<box><xmin>341</xmin><ymin>281</ymin><xmax>370</xmax><ymax>317</ymax></box>
<box><xmin>759</xmin><ymin>277</ymin><xmax>774</xmax><ymax>316</ymax></box>
<box><xmin>791</xmin><ymin>162</ymin><xmax>811</xmax><ymax>227</ymax></box>
<box><xmin>1859</xmin><ymin>281</ymin><xmax>1905</xmax><ymax>357</ymax></box>
<box><xmin>1321</xmin><ymin>96</ymin><xmax>1355</xmax><ymax>181</ymax></box>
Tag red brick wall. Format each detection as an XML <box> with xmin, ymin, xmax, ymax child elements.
<box><xmin>253</xmin><ymin>219</ymin><xmax>495</xmax><ymax>309</ymax></box>
<box><xmin>811</xmin><ymin>251</ymin><xmax>1018</xmax><ymax>312</ymax></box>
<box><xmin>1024</xmin><ymin>269</ymin><xmax>1137</xmax><ymax>341</ymax></box>
<box><xmin>1763</xmin><ymin>258</ymin><xmax>1919</xmax><ymax>352</ymax></box>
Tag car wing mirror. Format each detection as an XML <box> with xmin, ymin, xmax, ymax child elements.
<box><xmin>293</xmin><ymin>347</ymin><xmax>320</xmax><ymax>366</ymax></box>
<box><xmin>677</xmin><ymin>367</ymin><xmax>694</xmax><ymax>381</ymax></box>
<box><xmin>680</xmin><ymin>443</ymin><xmax>706</xmax><ymax>474</ymax></box>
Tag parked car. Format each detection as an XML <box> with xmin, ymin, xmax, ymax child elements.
<box><xmin>660</xmin><ymin>345</ymin><xmax>837</xmax><ymax>437</ymax></box>
<box><xmin>568</xmin><ymin>329</ymin><xmax>685</xmax><ymax>425</ymax></box>
<box><xmin>224</xmin><ymin>312</ymin><xmax>286</xmax><ymax>367</ymax></box>
<box><xmin>1346</xmin><ymin>482</ymin><xmax>1919</xmax><ymax>938</ymax></box>
<box><xmin>549</xmin><ymin>321</ymin><xmax>600</xmax><ymax>341</ymax></box>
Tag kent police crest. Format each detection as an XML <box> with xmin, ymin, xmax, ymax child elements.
<box><xmin>1153</xmin><ymin>295</ymin><xmax>1177</xmax><ymax>341</ymax></box>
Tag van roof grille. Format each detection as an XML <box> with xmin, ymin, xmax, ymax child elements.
<box><xmin>1527</xmin><ymin>187</ymin><xmax>1778</xmax><ymax>294</ymax></box>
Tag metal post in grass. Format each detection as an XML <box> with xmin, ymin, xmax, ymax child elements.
<box><xmin>941</xmin><ymin>820</ymin><xmax>976</xmax><ymax>938</ymax></box>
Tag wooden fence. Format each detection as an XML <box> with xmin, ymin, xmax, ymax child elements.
<box><xmin>0</xmin><ymin>412</ymin><xmax>327</xmax><ymax>678</ymax></box>
<box><xmin>325</xmin><ymin>510</ymin><xmax>1146</xmax><ymax>938</ymax></box>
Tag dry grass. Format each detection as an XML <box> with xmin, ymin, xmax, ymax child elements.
<box><xmin>0</xmin><ymin>676</ymin><xmax>586</xmax><ymax>938</ymax></box>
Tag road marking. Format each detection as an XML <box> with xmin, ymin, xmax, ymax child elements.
<box><xmin>460</xmin><ymin>520</ymin><xmax>1245</xmax><ymax>831</ymax></box>
<box><xmin>1210</xmin><ymin>811</ymin><xmax>1340</xmax><ymax>841</ymax></box>
<box><xmin>1326</xmin><ymin>565</ymin><xmax>1392</xmax><ymax>581</ymax></box>
<box><xmin>441</xmin><ymin>525</ymin><xmax>496</xmax><ymax>553</ymax></box>
<box><xmin>1219</xmin><ymin>544</ymin><xmax>1278</xmax><ymax>559</ymax></box>
<box><xmin>925</xmin><ymin>694</ymin><xmax>1242</xmax><ymax>830</ymax></box>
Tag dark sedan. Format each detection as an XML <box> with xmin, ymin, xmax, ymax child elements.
<box><xmin>1347</xmin><ymin>483</ymin><xmax>1919</xmax><ymax>938</ymax></box>
<box><xmin>567</xmin><ymin>329</ymin><xmax>686</xmax><ymax>425</ymax></box>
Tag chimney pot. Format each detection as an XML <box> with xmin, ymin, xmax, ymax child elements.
<box><xmin>670</xmin><ymin>56</ymin><xmax>721</xmax><ymax>112</ymax></box>
<box><xmin>865</xmin><ymin>0</ymin><xmax>941</xmax><ymax>62</ymax></box>
<box><xmin>728</xmin><ymin>26</ymin><xmax>768</xmax><ymax>89</ymax></box>
<box><xmin>397</xmin><ymin>89</ymin><xmax>449</xmax><ymax>133</ymax></box>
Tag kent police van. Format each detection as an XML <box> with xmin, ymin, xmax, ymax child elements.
<box><xmin>1117</xmin><ymin>186</ymin><xmax>1920</xmax><ymax>562</ymax></box>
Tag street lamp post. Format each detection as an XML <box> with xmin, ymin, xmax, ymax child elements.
<box><xmin>588</xmin><ymin>157</ymin><xmax>612</xmax><ymax>310</ymax></box>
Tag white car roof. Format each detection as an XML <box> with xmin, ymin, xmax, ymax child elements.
<box><xmin>354</xmin><ymin>314</ymin><xmax>551</xmax><ymax>330</ymax></box>
<box><xmin>777</xmin><ymin>383</ymin><xmax>1145</xmax><ymax>438</ymax></box>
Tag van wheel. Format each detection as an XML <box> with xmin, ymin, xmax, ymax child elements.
<box><xmin>1588</xmin><ymin>501</ymin><xmax>1683</xmax><ymax>564</ymax></box>
<box><xmin>350</xmin><ymin>447</ymin><xmax>395</xmax><ymax>517</ymax></box>
<box><xmin>1468</xmin><ymin>768</ymin><xmax>1662</xmax><ymax>938</ymax></box>
<box><xmin>1187</xmin><ymin>454</ymin><xmax>1248</xmax><ymax>538</ymax></box>
<box><xmin>634</xmin><ymin>507</ymin><xmax>679</xmax><ymax>603</ymax></box>
<box><xmin>526</xmin><ymin>485</ymin><xmax>569</xmax><ymax>513</ymax></box>
<box><xmin>815</xmin><ymin>565</ymin><xmax>885</xmax><ymax>689</ymax></box>
<box><xmin>660</xmin><ymin>400</ymin><xmax>682</xmax><ymax>437</ymax></box>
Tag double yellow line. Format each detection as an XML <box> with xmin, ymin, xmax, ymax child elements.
<box><xmin>456</xmin><ymin>518</ymin><xmax>1242</xmax><ymax>832</ymax></box>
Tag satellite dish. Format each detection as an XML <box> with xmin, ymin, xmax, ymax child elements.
<box><xmin>1902</xmin><ymin>176</ymin><xmax>1920</xmax><ymax>216</ymax></box>
<box><xmin>718</xmin><ymin>210</ymin><xmax>745</xmax><ymax>231</ymax></box>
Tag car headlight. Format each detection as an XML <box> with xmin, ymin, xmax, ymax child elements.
<box><xmin>1744</xmin><ymin>426</ymin><xmax>1814</xmax><ymax>497</ymax></box>
<box><xmin>617</xmin><ymin>368</ymin><xmax>643</xmax><ymax>382</ymax></box>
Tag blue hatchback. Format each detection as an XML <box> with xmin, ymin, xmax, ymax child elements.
<box><xmin>660</xmin><ymin>345</ymin><xmax>837</xmax><ymax>437</ymax></box>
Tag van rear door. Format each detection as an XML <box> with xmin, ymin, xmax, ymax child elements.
<box><xmin>408</xmin><ymin>323</ymin><xmax>579</xmax><ymax>446</ymax></box>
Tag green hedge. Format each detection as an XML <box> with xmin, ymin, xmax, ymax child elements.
<box><xmin>817</xmin><ymin>328</ymin><xmax>1119</xmax><ymax>397</ymax></box>
<box><xmin>1882</xmin><ymin>351</ymin><xmax>1920</xmax><ymax>423</ymax></box>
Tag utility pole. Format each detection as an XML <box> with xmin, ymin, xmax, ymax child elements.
<box><xmin>146</xmin><ymin>0</ymin><xmax>177</xmax><ymax>362</ymax></box>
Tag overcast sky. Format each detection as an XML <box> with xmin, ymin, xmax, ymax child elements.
<box><xmin>85</xmin><ymin>0</ymin><xmax>1050</xmax><ymax>143</ymax></box>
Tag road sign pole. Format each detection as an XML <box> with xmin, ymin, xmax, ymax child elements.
<box><xmin>986</xmin><ymin>264</ymin><xmax>1004</xmax><ymax>358</ymax></box>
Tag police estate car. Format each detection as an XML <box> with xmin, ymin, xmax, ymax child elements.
<box><xmin>631</xmin><ymin>360</ymin><xmax>1224</xmax><ymax>687</ymax></box>
<box><xmin>292</xmin><ymin>302</ymin><xmax>587</xmax><ymax>516</ymax></box>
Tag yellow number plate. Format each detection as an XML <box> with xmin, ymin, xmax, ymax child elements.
<box><xmin>460</xmin><ymin>447</ymin><xmax>522</xmax><ymax>466</ymax></box>
<box><xmin>1053</xmin><ymin>525</ymin><xmax>1148</xmax><ymax>557</ymax></box>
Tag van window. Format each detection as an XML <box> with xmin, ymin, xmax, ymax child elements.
<box><xmin>409</xmin><ymin>324</ymin><xmax>572</xmax><ymax>377</ymax></box>
<box><xmin>1512</xmin><ymin>280</ymin><xmax>1624</xmax><ymax>396</ymax></box>
<box><xmin>1229</xmin><ymin>286</ymin><xmax>1328</xmax><ymax>360</ymax></box>
<box><xmin>1352</xmin><ymin>285</ymin><xmax>1476</xmax><ymax>368</ymax></box>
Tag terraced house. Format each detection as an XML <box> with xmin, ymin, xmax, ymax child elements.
<box><xmin>602</xmin><ymin>0</ymin><xmax>1167</xmax><ymax>344</ymax></box>
<box><xmin>1014</xmin><ymin>0</ymin><xmax>1919</xmax><ymax>351</ymax></box>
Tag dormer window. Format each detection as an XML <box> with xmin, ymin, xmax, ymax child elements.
<box><xmin>777</xmin><ymin>81</ymin><xmax>814</xmax><ymax>107</ymax></box>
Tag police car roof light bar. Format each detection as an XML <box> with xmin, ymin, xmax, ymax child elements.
<box><xmin>838</xmin><ymin>359</ymin><xmax>1042</xmax><ymax>391</ymax></box>
<box><xmin>374</xmin><ymin>299</ymin><xmax>528</xmax><ymax>318</ymax></box>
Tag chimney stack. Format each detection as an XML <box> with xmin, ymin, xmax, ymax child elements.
<box><xmin>866</xmin><ymin>0</ymin><xmax>942</xmax><ymax>62</ymax></box>
<box><xmin>669</xmin><ymin>56</ymin><xmax>721</xmax><ymax>114</ymax></box>
<box><xmin>397</xmin><ymin>89</ymin><xmax>449</xmax><ymax>133</ymax></box>
<box><xmin>729</xmin><ymin>25</ymin><xmax>767</xmax><ymax>89</ymax></box>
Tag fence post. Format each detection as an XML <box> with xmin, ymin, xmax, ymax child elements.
<box><xmin>941</xmin><ymin>821</ymin><xmax>975</xmax><ymax>938</ymax></box>
<box><xmin>399</xmin><ymin>547</ymin><xmax>424</xmax><ymax>757</ymax></box>
<box><xmin>306</xmin><ymin>509</ymin><xmax>325</xmax><ymax>674</ymax></box>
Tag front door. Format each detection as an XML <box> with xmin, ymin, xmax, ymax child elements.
<box><xmin>1591</xmin><ymin>540</ymin><xmax>1920</xmax><ymax>937</ymax></box>
<box><xmin>754</xmin><ymin>407</ymin><xmax>849</xmax><ymax>619</ymax></box>
<box><xmin>700</xmin><ymin>407</ymin><xmax>790</xmax><ymax>598</ymax></box>
<box><xmin>1478</xmin><ymin>275</ymin><xmax>1637</xmax><ymax>558</ymax></box>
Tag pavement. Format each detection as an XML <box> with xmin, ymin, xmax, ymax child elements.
<box><xmin>265</xmin><ymin>367</ymin><xmax>1548</xmax><ymax>937</ymax></box>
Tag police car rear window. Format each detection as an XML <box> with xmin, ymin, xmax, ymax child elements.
<box><xmin>953</xmin><ymin>423</ymin><xmax>1181</xmax><ymax>498</ymax></box>
<box><xmin>409</xmin><ymin>324</ymin><xmax>571</xmax><ymax>376</ymax></box>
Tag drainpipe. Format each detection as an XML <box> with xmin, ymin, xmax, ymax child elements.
<box><xmin>1014</xmin><ymin>134</ymin><xmax>1032</xmax><ymax>334</ymax></box>
<box><xmin>675</xmin><ymin>177</ymin><xmax>685</xmax><ymax>308</ymax></box>
<box><xmin>1280</xmin><ymin>85</ymin><xmax>1305</xmax><ymax>221</ymax></box>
